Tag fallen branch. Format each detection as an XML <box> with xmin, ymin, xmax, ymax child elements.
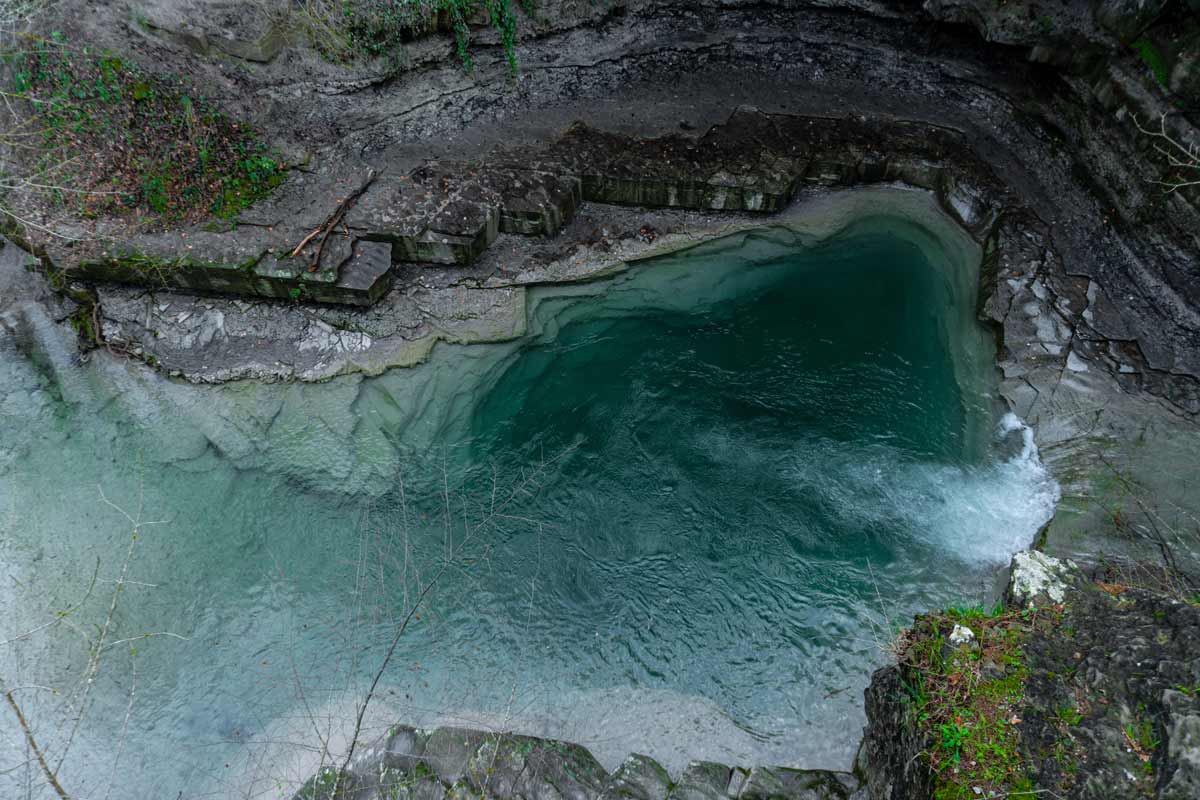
<box><xmin>289</xmin><ymin>226</ymin><xmax>322</xmax><ymax>258</ymax></box>
<box><xmin>297</xmin><ymin>169</ymin><xmax>377</xmax><ymax>272</ymax></box>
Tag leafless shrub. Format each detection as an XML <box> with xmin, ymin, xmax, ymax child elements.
<box><xmin>0</xmin><ymin>484</ymin><xmax>184</xmax><ymax>800</ymax></box>
<box><xmin>1132</xmin><ymin>112</ymin><xmax>1200</xmax><ymax>194</ymax></box>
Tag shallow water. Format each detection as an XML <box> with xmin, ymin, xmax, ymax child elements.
<box><xmin>0</xmin><ymin>204</ymin><xmax>1058</xmax><ymax>798</ymax></box>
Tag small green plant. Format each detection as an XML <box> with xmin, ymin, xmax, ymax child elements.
<box><xmin>67</xmin><ymin>304</ymin><xmax>98</xmax><ymax>347</ymax></box>
<box><xmin>1125</xmin><ymin>719</ymin><xmax>1159</xmax><ymax>752</ymax></box>
<box><xmin>939</xmin><ymin>722</ymin><xmax>970</xmax><ymax>763</ymax></box>
<box><xmin>303</xmin><ymin>0</ymin><xmax>535</xmax><ymax>73</ymax></box>
<box><xmin>141</xmin><ymin>174</ymin><xmax>169</xmax><ymax>214</ymax></box>
<box><xmin>947</xmin><ymin>600</ymin><xmax>1005</xmax><ymax>622</ymax></box>
<box><xmin>1056</xmin><ymin>704</ymin><xmax>1083</xmax><ymax>726</ymax></box>
<box><xmin>1037</xmin><ymin>15</ymin><xmax>1054</xmax><ymax>35</ymax></box>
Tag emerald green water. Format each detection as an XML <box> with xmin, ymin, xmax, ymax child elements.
<box><xmin>0</xmin><ymin>205</ymin><xmax>1058</xmax><ymax>798</ymax></box>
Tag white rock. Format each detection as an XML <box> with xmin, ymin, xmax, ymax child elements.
<box><xmin>1009</xmin><ymin>550</ymin><xmax>1076</xmax><ymax>607</ymax></box>
<box><xmin>1066</xmin><ymin>351</ymin><xmax>1089</xmax><ymax>373</ymax></box>
<box><xmin>950</xmin><ymin>624</ymin><xmax>975</xmax><ymax>645</ymax></box>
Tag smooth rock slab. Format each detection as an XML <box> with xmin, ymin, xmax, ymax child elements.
<box><xmin>737</xmin><ymin>766</ymin><xmax>858</xmax><ymax>800</ymax></box>
<box><xmin>62</xmin><ymin>228</ymin><xmax>393</xmax><ymax>307</ymax></box>
<box><xmin>346</xmin><ymin>168</ymin><xmax>502</xmax><ymax>266</ymax></box>
<box><xmin>669</xmin><ymin>761</ymin><xmax>733</xmax><ymax>800</ymax></box>
<box><xmin>606</xmin><ymin>753</ymin><xmax>673</xmax><ymax>800</ymax></box>
<box><xmin>481</xmin><ymin>167</ymin><xmax>583</xmax><ymax>236</ymax></box>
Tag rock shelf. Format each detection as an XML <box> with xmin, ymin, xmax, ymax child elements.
<box><xmin>55</xmin><ymin>110</ymin><xmax>989</xmax><ymax>306</ymax></box>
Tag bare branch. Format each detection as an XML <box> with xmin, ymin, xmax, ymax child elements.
<box><xmin>3</xmin><ymin>688</ymin><xmax>72</xmax><ymax>800</ymax></box>
<box><xmin>1132</xmin><ymin>112</ymin><xmax>1200</xmax><ymax>193</ymax></box>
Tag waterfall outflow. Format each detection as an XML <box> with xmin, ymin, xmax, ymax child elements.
<box><xmin>761</xmin><ymin>416</ymin><xmax>1057</xmax><ymax>575</ymax></box>
<box><xmin>797</xmin><ymin>412</ymin><xmax>1059</xmax><ymax>567</ymax></box>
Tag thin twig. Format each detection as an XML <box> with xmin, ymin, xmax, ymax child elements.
<box><xmin>4</xmin><ymin>689</ymin><xmax>71</xmax><ymax>800</ymax></box>
<box><xmin>1132</xmin><ymin>112</ymin><xmax>1200</xmax><ymax>193</ymax></box>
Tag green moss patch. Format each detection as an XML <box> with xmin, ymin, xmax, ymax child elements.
<box><xmin>4</xmin><ymin>36</ymin><xmax>285</xmax><ymax>225</ymax></box>
<box><xmin>896</xmin><ymin>605</ymin><xmax>1054</xmax><ymax>800</ymax></box>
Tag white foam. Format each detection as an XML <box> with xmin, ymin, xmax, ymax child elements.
<box><xmin>792</xmin><ymin>412</ymin><xmax>1059</xmax><ymax>566</ymax></box>
<box><xmin>917</xmin><ymin>414</ymin><xmax>1060</xmax><ymax>563</ymax></box>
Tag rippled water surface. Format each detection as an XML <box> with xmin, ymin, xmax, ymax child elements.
<box><xmin>0</xmin><ymin>205</ymin><xmax>1058</xmax><ymax>798</ymax></box>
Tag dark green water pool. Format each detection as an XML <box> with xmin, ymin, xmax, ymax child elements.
<box><xmin>0</xmin><ymin>203</ymin><xmax>1059</xmax><ymax>798</ymax></box>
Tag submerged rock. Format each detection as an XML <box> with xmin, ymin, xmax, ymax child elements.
<box><xmin>301</xmin><ymin>726</ymin><xmax>863</xmax><ymax>800</ymax></box>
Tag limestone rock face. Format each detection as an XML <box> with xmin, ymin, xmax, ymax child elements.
<box><xmin>132</xmin><ymin>0</ymin><xmax>288</xmax><ymax>63</ymax></box>
<box><xmin>1017</xmin><ymin>574</ymin><xmax>1200</xmax><ymax>799</ymax></box>
<box><xmin>860</xmin><ymin>666</ymin><xmax>933</xmax><ymax>800</ymax></box>
<box><xmin>1095</xmin><ymin>0</ymin><xmax>1172</xmax><ymax>42</ymax></box>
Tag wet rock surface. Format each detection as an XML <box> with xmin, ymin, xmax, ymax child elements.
<box><xmin>294</xmin><ymin>726</ymin><xmax>864</xmax><ymax>800</ymax></box>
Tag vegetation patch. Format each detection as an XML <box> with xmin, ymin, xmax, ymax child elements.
<box><xmin>1132</xmin><ymin>35</ymin><xmax>1171</xmax><ymax>91</ymax></box>
<box><xmin>2</xmin><ymin>35</ymin><xmax>285</xmax><ymax>228</ymax></box>
<box><xmin>300</xmin><ymin>0</ymin><xmax>535</xmax><ymax>72</ymax></box>
<box><xmin>896</xmin><ymin>603</ymin><xmax>1052</xmax><ymax>800</ymax></box>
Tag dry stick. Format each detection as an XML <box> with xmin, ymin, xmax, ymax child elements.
<box><xmin>302</xmin><ymin>169</ymin><xmax>377</xmax><ymax>273</ymax></box>
<box><xmin>0</xmin><ymin>558</ymin><xmax>100</xmax><ymax>647</ymax></box>
<box><xmin>102</xmin><ymin>659</ymin><xmax>136</xmax><ymax>800</ymax></box>
<box><xmin>4</xmin><ymin>690</ymin><xmax>71</xmax><ymax>800</ymax></box>
<box><xmin>338</xmin><ymin>561</ymin><xmax>448</xmax><ymax>776</ymax></box>
<box><xmin>289</xmin><ymin>226</ymin><xmax>322</xmax><ymax>258</ymax></box>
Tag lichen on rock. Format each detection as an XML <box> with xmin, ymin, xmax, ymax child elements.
<box><xmin>1008</xmin><ymin>550</ymin><xmax>1078</xmax><ymax>608</ymax></box>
